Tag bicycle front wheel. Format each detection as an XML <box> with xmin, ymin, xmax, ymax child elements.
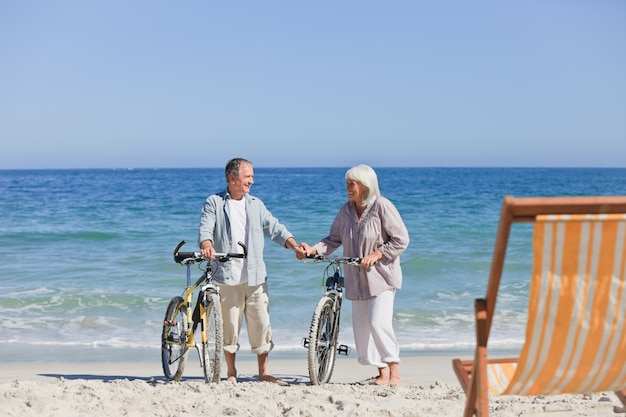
<box><xmin>307</xmin><ymin>295</ymin><xmax>340</xmax><ymax>385</ymax></box>
<box><xmin>201</xmin><ymin>291</ymin><xmax>224</xmax><ymax>383</ymax></box>
<box><xmin>161</xmin><ymin>296</ymin><xmax>189</xmax><ymax>381</ymax></box>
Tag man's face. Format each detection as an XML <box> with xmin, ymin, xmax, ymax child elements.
<box><xmin>229</xmin><ymin>163</ymin><xmax>254</xmax><ymax>199</ymax></box>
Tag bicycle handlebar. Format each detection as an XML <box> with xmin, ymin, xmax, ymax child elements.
<box><xmin>306</xmin><ymin>254</ymin><xmax>362</xmax><ymax>266</ymax></box>
<box><xmin>173</xmin><ymin>240</ymin><xmax>247</xmax><ymax>264</ymax></box>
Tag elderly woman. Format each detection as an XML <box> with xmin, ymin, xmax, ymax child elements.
<box><xmin>298</xmin><ymin>164</ymin><xmax>410</xmax><ymax>386</ymax></box>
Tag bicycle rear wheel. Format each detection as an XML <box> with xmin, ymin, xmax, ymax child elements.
<box><xmin>307</xmin><ymin>295</ymin><xmax>340</xmax><ymax>385</ymax></box>
<box><xmin>161</xmin><ymin>296</ymin><xmax>189</xmax><ymax>381</ymax></box>
<box><xmin>201</xmin><ymin>291</ymin><xmax>224</xmax><ymax>383</ymax></box>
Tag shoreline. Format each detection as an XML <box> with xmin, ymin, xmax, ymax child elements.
<box><xmin>2</xmin><ymin>353</ymin><xmax>624</xmax><ymax>416</ymax></box>
<box><xmin>0</xmin><ymin>352</ymin><xmax>461</xmax><ymax>385</ymax></box>
<box><xmin>0</xmin><ymin>341</ymin><xmax>496</xmax><ymax>362</ymax></box>
<box><xmin>0</xmin><ymin>343</ymin><xmax>523</xmax><ymax>386</ymax></box>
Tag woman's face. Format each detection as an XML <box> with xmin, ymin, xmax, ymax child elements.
<box><xmin>346</xmin><ymin>179</ymin><xmax>367</xmax><ymax>205</ymax></box>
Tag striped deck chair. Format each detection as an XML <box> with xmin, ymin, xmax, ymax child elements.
<box><xmin>452</xmin><ymin>195</ymin><xmax>626</xmax><ymax>417</ymax></box>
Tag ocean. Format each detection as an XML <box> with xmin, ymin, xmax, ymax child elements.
<box><xmin>2</xmin><ymin>167</ymin><xmax>626</xmax><ymax>364</ymax></box>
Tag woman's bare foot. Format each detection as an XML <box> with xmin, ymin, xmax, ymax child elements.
<box><xmin>226</xmin><ymin>375</ymin><xmax>237</xmax><ymax>383</ymax></box>
<box><xmin>388</xmin><ymin>362</ymin><xmax>401</xmax><ymax>386</ymax></box>
<box><xmin>389</xmin><ymin>376</ymin><xmax>402</xmax><ymax>386</ymax></box>
<box><xmin>374</xmin><ymin>366</ymin><xmax>390</xmax><ymax>385</ymax></box>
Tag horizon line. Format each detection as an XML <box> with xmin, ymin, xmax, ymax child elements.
<box><xmin>2</xmin><ymin>165</ymin><xmax>626</xmax><ymax>171</ymax></box>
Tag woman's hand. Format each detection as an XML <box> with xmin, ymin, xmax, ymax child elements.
<box><xmin>361</xmin><ymin>249</ymin><xmax>383</xmax><ymax>268</ymax></box>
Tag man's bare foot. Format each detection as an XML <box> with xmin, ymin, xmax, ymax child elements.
<box><xmin>226</xmin><ymin>375</ymin><xmax>237</xmax><ymax>383</ymax></box>
<box><xmin>259</xmin><ymin>375</ymin><xmax>288</xmax><ymax>386</ymax></box>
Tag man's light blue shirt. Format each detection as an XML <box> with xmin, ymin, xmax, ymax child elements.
<box><xmin>198</xmin><ymin>189</ymin><xmax>294</xmax><ymax>286</ymax></box>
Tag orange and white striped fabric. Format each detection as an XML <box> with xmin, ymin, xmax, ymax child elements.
<box><xmin>487</xmin><ymin>214</ymin><xmax>626</xmax><ymax>396</ymax></box>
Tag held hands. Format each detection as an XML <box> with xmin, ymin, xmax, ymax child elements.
<box><xmin>295</xmin><ymin>242</ymin><xmax>315</xmax><ymax>260</ymax></box>
<box><xmin>292</xmin><ymin>244</ymin><xmax>307</xmax><ymax>259</ymax></box>
<box><xmin>286</xmin><ymin>237</ymin><xmax>308</xmax><ymax>259</ymax></box>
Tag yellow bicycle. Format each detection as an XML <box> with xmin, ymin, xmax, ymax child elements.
<box><xmin>161</xmin><ymin>240</ymin><xmax>246</xmax><ymax>383</ymax></box>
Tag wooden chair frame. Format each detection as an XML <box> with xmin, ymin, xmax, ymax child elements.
<box><xmin>452</xmin><ymin>195</ymin><xmax>626</xmax><ymax>417</ymax></box>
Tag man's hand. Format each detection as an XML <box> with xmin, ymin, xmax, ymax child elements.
<box><xmin>200</xmin><ymin>240</ymin><xmax>215</xmax><ymax>259</ymax></box>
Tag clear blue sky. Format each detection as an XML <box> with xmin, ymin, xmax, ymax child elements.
<box><xmin>1</xmin><ymin>1</ymin><xmax>624</xmax><ymax>169</ymax></box>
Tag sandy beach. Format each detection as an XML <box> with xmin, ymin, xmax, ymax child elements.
<box><xmin>1</xmin><ymin>353</ymin><xmax>624</xmax><ymax>416</ymax></box>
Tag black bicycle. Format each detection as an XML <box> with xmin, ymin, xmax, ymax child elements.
<box><xmin>161</xmin><ymin>240</ymin><xmax>246</xmax><ymax>383</ymax></box>
<box><xmin>302</xmin><ymin>255</ymin><xmax>361</xmax><ymax>385</ymax></box>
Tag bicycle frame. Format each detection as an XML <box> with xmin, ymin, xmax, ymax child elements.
<box><xmin>323</xmin><ymin>271</ymin><xmax>350</xmax><ymax>355</ymax></box>
<box><xmin>162</xmin><ymin>240</ymin><xmax>246</xmax><ymax>382</ymax></box>
<box><xmin>303</xmin><ymin>255</ymin><xmax>361</xmax><ymax>384</ymax></box>
<box><xmin>178</xmin><ymin>261</ymin><xmax>216</xmax><ymax>357</ymax></box>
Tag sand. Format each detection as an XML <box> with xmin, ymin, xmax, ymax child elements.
<box><xmin>1</xmin><ymin>354</ymin><xmax>624</xmax><ymax>416</ymax></box>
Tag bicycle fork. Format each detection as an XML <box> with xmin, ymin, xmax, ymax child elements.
<box><xmin>302</xmin><ymin>293</ymin><xmax>351</xmax><ymax>356</ymax></box>
<box><xmin>194</xmin><ymin>284</ymin><xmax>220</xmax><ymax>368</ymax></box>
<box><xmin>330</xmin><ymin>296</ymin><xmax>350</xmax><ymax>356</ymax></box>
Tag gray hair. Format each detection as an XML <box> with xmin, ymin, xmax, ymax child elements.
<box><xmin>225</xmin><ymin>158</ymin><xmax>252</xmax><ymax>182</ymax></box>
<box><xmin>345</xmin><ymin>164</ymin><xmax>380</xmax><ymax>206</ymax></box>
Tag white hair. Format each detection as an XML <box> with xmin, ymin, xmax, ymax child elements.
<box><xmin>345</xmin><ymin>164</ymin><xmax>380</xmax><ymax>206</ymax></box>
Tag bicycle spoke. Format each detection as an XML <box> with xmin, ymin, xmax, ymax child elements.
<box><xmin>161</xmin><ymin>297</ymin><xmax>188</xmax><ymax>381</ymax></box>
<box><xmin>202</xmin><ymin>292</ymin><xmax>223</xmax><ymax>383</ymax></box>
<box><xmin>308</xmin><ymin>296</ymin><xmax>339</xmax><ymax>385</ymax></box>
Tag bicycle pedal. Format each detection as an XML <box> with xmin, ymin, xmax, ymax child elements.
<box><xmin>301</xmin><ymin>337</ymin><xmax>310</xmax><ymax>348</ymax></box>
<box><xmin>337</xmin><ymin>344</ymin><xmax>350</xmax><ymax>356</ymax></box>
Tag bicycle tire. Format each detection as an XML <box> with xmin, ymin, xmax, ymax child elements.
<box><xmin>201</xmin><ymin>291</ymin><xmax>224</xmax><ymax>383</ymax></box>
<box><xmin>307</xmin><ymin>295</ymin><xmax>340</xmax><ymax>385</ymax></box>
<box><xmin>161</xmin><ymin>296</ymin><xmax>189</xmax><ymax>381</ymax></box>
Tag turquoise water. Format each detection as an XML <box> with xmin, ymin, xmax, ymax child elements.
<box><xmin>1</xmin><ymin>167</ymin><xmax>625</xmax><ymax>362</ymax></box>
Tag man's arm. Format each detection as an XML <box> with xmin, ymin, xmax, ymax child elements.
<box><xmin>284</xmin><ymin>237</ymin><xmax>298</xmax><ymax>250</ymax></box>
